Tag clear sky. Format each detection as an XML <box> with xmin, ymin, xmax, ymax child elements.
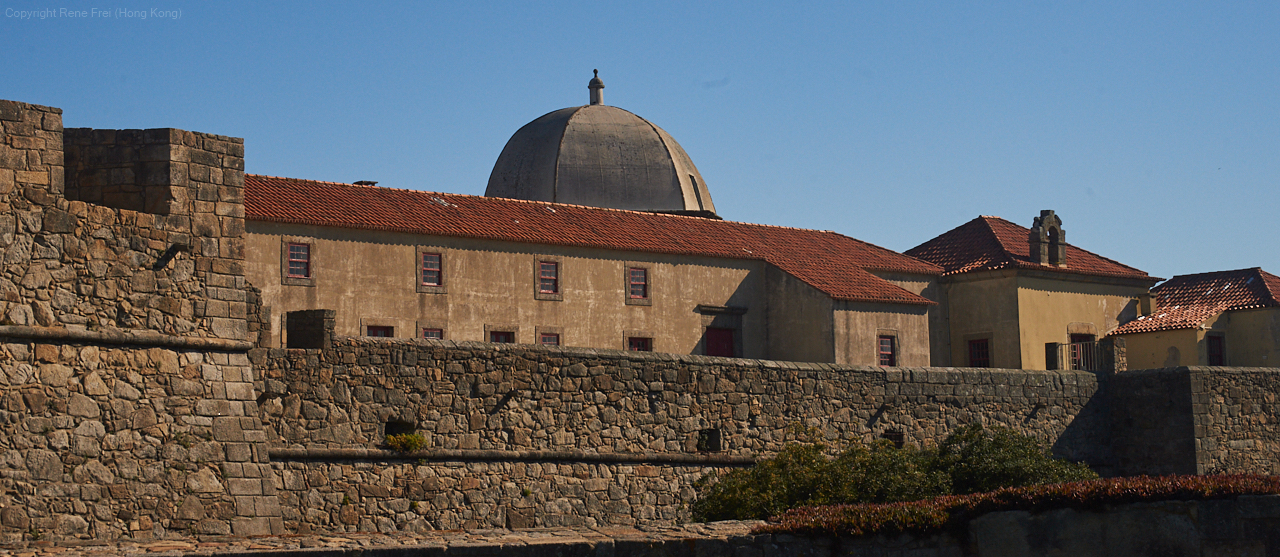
<box><xmin>4</xmin><ymin>1</ymin><xmax>1277</xmax><ymax>282</ymax></box>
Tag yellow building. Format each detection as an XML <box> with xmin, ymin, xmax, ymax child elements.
<box><xmin>907</xmin><ymin>211</ymin><xmax>1159</xmax><ymax>369</ymax></box>
<box><xmin>1113</xmin><ymin>268</ymin><xmax>1280</xmax><ymax>368</ymax></box>
<box><xmin>242</xmin><ymin>74</ymin><xmax>942</xmax><ymax>364</ymax></box>
<box><xmin>243</xmin><ymin>176</ymin><xmax>940</xmax><ymax>364</ymax></box>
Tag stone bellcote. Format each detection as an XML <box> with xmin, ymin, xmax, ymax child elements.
<box><xmin>1030</xmin><ymin>210</ymin><xmax>1067</xmax><ymax>267</ymax></box>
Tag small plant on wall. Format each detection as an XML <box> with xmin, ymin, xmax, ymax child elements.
<box><xmin>386</xmin><ymin>432</ymin><xmax>427</xmax><ymax>452</ymax></box>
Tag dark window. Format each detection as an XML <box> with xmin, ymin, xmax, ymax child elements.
<box><xmin>366</xmin><ymin>325</ymin><xmax>394</xmax><ymax>337</ymax></box>
<box><xmin>385</xmin><ymin>421</ymin><xmax>415</xmax><ymax>436</ymax></box>
<box><xmin>1207</xmin><ymin>334</ymin><xmax>1226</xmax><ymax>366</ymax></box>
<box><xmin>287</xmin><ymin>243</ymin><xmax>311</xmax><ymax>278</ymax></box>
<box><xmin>881</xmin><ymin>430</ymin><xmax>905</xmax><ymax>449</ymax></box>
<box><xmin>968</xmin><ymin>339</ymin><xmax>991</xmax><ymax>368</ymax></box>
<box><xmin>421</xmin><ymin>253</ymin><xmax>442</xmax><ymax>286</ymax></box>
<box><xmin>705</xmin><ymin>327</ymin><xmax>735</xmax><ymax>357</ymax></box>
<box><xmin>539</xmin><ymin>261</ymin><xmax>558</xmax><ymax>294</ymax></box>
<box><xmin>628</xmin><ymin>267</ymin><xmax>648</xmax><ymax>299</ymax></box>
<box><xmin>422</xmin><ymin>328</ymin><xmax>443</xmax><ymax>340</ymax></box>
<box><xmin>697</xmin><ymin>428</ymin><xmax>723</xmax><ymax>452</ymax></box>
<box><xmin>628</xmin><ymin>337</ymin><xmax>652</xmax><ymax>352</ymax></box>
<box><xmin>878</xmin><ymin>335</ymin><xmax>897</xmax><ymax>366</ymax></box>
<box><xmin>490</xmin><ymin>331</ymin><xmax>515</xmax><ymax>344</ymax></box>
<box><xmin>540</xmin><ymin>332</ymin><xmax>560</xmax><ymax>346</ymax></box>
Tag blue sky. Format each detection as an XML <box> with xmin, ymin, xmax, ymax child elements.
<box><xmin>4</xmin><ymin>1</ymin><xmax>1277</xmax><ymax>281</ymax></box>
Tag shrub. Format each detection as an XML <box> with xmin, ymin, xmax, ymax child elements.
<box><xmin>385</xmin><ymin>432</ymin><xmax>427</xmax><ymax>452</ymax></box>
<box><xmin>931</xmin><ymin>423</ymin><xmax>1097</xmax><ymax>494</ymax></box>
<box><xmin>690</xmin><ymin>424</ymin><xmax>1097</xmax><ymax>522</ymax></box>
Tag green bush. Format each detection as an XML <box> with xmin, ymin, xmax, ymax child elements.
<box><xmin>932</xmin><ymin>423</ymin><xmax>1097</xmax><ymax>495</ymax></box>
<box><xmin>690</xmin><ymin>424</ymin><xmax>1098</xmax><ymax>522</ymax></box>
<box><xmin>385</xmin><ymin>432</ymin><xmax>427</xmax><ymax>452</ymax></box>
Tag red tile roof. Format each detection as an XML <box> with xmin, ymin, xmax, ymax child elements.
<box><xmin>1112</xmin><ymin>268</ymin><xmax>1280</xmax><ymax>334</ymax></box>
<box><xmin>244</xmin><ymin>175</ymin><xmax>941</xmax><ymax>305</ymax></box>
<box><xmin>905</xmin><ymin>215</ymin><xmax>1156</xmax><ymax>281</ymax></box>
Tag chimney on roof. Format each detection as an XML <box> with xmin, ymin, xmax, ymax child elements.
<box><xmin>353</xmin><ymin>181</ymin><xmax>378</xmax><ymax>187</ymax></box>
<box><xmin>1029</xmin><ymin>210</ymin><xmax>1067</xmax><ymax>267</ymax></box>
<box><xmin>1139</xmin><ymin>292</ymin><xmax>1158</xmax><ymax>316</ymax></box>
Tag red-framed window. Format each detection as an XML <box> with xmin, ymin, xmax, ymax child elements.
<box><xmin>968</xmin><ymin>339</ymin><xmax>991</xmax><ymax>368</ymax></box>
<box><xmin>422</xmin><ymin>328</ymin><xmax>443</xmax><ymax>340</ymax></box>
<box><xmin>1207</xmin><ymin>334</ymin><xmax>1225</xmax><ymax>366</ymax></box>
<box><xmin>628</xmin><ymin>267</ymin><xmax>648</xmax><ymax>299</ymax></box>
<box><xmin>628</xmin><ymin>337</ymin><xmax>653</xmax><ymax>352</ymax></box>
<box><xmin>877</xmin><ymin>335</ymin><xmax>897</xmax><ymax>366</ymax></box>
<box><xmin>490</xmin><ymin>331</ymin><xmax>515</xmax><ymax>344</ymax></box>
<box><xmin>539</xmin><ymin>262</ymin><xmax>558</xmax><ymax>294</ymax></box>
<box><xmin>540</xmin><ymin>333</ymin><xmax>560</xmax><ymax>346</ymax></box>
<box><xmin>421</xmin><ymin>253</ymin><xmax>442</xmax><ymax>286</ymax></box>
<box><xmin>366</xmin><ymin>326</ymin><xmax>394</xmax><ymax>337</ymax></box>
<box><xmin>287</xmin><ymin>243</ymin><xmax>311</xmax><ymax>278</ymax></box>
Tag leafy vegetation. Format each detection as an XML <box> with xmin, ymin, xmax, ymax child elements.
<box><xmin>690</xmin><ymin>423</ymin><xmax>1097</xmax><ymax>522</ymax></box>
<box><xmin>755</xmin><ymin>474</ymin><xmax>1280</xmax><ymax>537</ymax></box>
<box><xmin>385</xmin><ymin>432</ymin><xmax>427</xmax><ymax>452</ymax></box>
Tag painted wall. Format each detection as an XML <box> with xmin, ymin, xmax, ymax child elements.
<box><xmin>762</xmin><ymin>265</ymin><xmax>832</xmax><ymax>363</ymax></box>
<box><xmin>833</xmin><ymin>302</ymin><xmax>930</xmax><ymax>366</ymax></box>
<box><xmin>245</xmin><ymin>222</ymin><xmax>769</xmax><ymax>357</ymax></box>
<box><xmin>943</xmin><ymin>272</ymin><xmax>1021</xmax><ymax>368</ymax></box>
<box><xmin>1122</xmin><ymin>329</ymin><xmax>1201</xmax><ymax>368</ymax></box>
<box><xmin>1219</xmin><ymin>307</ymin><xmax>1280</xmax><ymax>367</ymax></box>
<box><xmin>1015</xmin><ymin>275</ymin><xmax>1145</xmax><ymax>370</ymax></box>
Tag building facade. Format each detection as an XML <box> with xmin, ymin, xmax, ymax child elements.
<box><xmin>907</xmin><ymin>211</ymin><xmax>1160</xmax><ymax>369</ymax></box>
<box><xmin>1113</xmin><ymin>268</ymin><xmax>1280</xmax><ymax>368</ymax></box>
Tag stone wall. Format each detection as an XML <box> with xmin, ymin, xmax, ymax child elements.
<box><xmin>0</xmin><ymin>99</ymin><xmax>281</xmax><ymax>541</ymax></box>
<box><xmin>1192</xmin><ymin>367</ymin><xmax>1280</xmax><ymax>475</ymax></box>
<box><xmin>253</xmin><ymin>333</ymin><xmax>1108</xmax><ymax>532</ymax></box>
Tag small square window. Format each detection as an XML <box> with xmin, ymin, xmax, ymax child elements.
<box><xmin>628</xmin><ymin>267</ymin><xmax>648</xmax><ymax>299</ymax></box>
<box><xmin>628</xmin><ymin>337</ymin><xmax>653</xmax><ymax>352</ymax></box>
<box><xmin>287</xmin><ymin>243</ymin><xmax>311</xmax><ymax>278</ymax></box>
<box><xmin>540</xmin><ymin>332</ymin><xmax>560</xmax><ymax>346</ymax></box>
<box><xmin>367</xmin><ymin>325</ymin><xmax>394</xmax><ymax>337</ymax></box>
<box><xmin>877</xmin><ymin>335</ymin><xmax>897</xmax><ymax>366</ymax></box>
<box><xmin>422</xmin><ymin>253</ymin><xmax>442</xmax><ymax>286</ymax></box>
<box><xmin>422</xmin><ymin>328</ymin><xmax>444</xmax><ymax>340</ymax></box>
<box><xmin>490</xmin><ymin>331</ymin><xmax>515</xmax><ymax>344</ymax></box>
<box><xmin>539</xmin><ymin>261</ymin><xmax>558</xmax><ymax>294</ymax></box>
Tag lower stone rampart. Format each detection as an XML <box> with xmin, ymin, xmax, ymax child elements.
<box><xmin>254</xmin><ymin>337</ymin><xmax>1108</xmax><ymax>532</ymax></box>
<box><xmin>0</xmin><ymin>331</ymin><xmax>281</xmax><ymax>541</ymax></box>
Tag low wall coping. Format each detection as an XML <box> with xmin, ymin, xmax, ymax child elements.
<box><xmin>0</xmin><ymin>325</ymin><xmax>253</xmax><ymax>351</ymax></box>
<box><xmin>269</xmin><ymin>447</ymin><xmax>757</xmax><ymax>466</ymax></box>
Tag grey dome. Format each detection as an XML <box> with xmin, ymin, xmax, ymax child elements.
<box><xmin>485</xmin><ymin>103</ymin><xmax>716</xmax><ymax>217</ymax></box>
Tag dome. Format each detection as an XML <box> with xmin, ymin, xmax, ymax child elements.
<box><xmin>485</xmin><ymin>73</ymin><xmax>717</xmax><ymax>217</ymax></box>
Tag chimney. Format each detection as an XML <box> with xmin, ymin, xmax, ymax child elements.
<box><xmin>1139</xmin><ymin>292</ymin><xmax>1158</xmax><ymax>316</ymax></box>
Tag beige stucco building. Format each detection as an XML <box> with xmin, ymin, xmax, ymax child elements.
<box><xmin>243</xmin><ymin>74</ymin><xmax>942</xmax><ymax>365</ymax></box>
<box><xmin>1113</xmin><ymin>268</ymin><xmax>1280</xmax><ymax>368</ymax></box>
<box><xmin>906</xmin><ymin>211</ymin><xmax>1160</xmax><ymax>370</ymax></box>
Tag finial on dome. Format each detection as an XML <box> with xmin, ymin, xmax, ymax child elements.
<box><xmin>588</xmin><ymin>69</ymin><xmax>605</xmax><ymax>106</ymax></box>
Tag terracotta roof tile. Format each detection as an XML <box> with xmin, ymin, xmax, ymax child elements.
<box><xmin>244</xmin><ymin>175</ymin><xmax>941</xmax><ymax>305</ymax></box>
<box><xmin>905</xmin><ymin>216</ymin><xmax>1157</xmax><ymax>281</ymax></box>
<box><xmin>1113</xmin><ymin>268</ymin><xmax>1280</xmax><ymax>334</ymax></box>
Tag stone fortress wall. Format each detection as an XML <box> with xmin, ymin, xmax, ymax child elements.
<box><xmin>1</xmin><ymin>97</ymin><xmax>1279</xmax><ymax>540</ymax></box>
<box><xmin>0</xmin><ymin>99</ymin><xmax>282</xmax><ymax>540</ymax></box>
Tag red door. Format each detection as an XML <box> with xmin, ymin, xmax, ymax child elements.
<box><xmin>705</xmin><ymin>328</ymin><xmax>735</xmax><ymax>357</ymax></box>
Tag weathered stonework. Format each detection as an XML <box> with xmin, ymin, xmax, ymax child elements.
<box><xmin>253</xmin><ymin>334</ymin><xmax>1109</xmax><ymax>532</ymax></box>
<box><xmin>0</xmin><ymin>99</ymin><xmax>280</xmax><ymax>541</ymax></box>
